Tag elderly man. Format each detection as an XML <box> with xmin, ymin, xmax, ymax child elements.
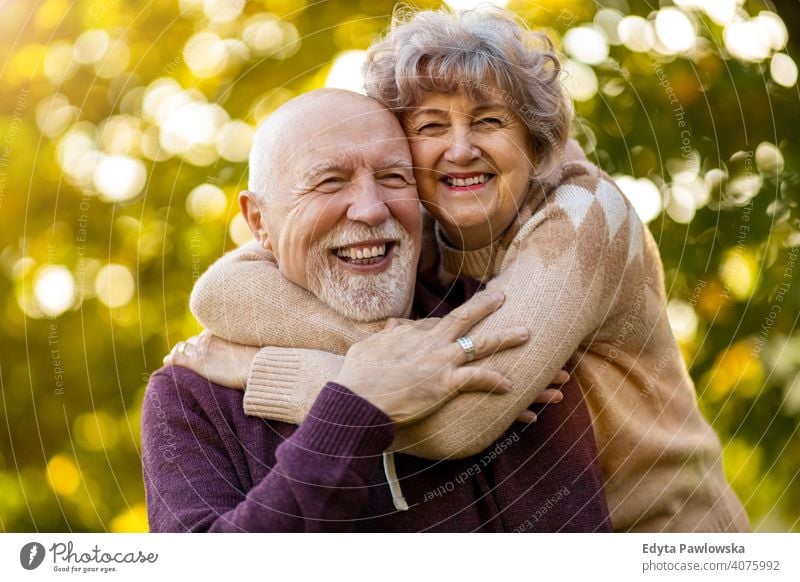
<box><xmin>141</xmin><ymin>89</ymin><xmax>610</xmax><ymax>532</ymax></box>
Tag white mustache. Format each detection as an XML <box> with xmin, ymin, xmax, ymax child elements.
<box><xmin>318</xmin><ymin>219</ymin><xmax>406</xmax><ymax>251</ymax></box>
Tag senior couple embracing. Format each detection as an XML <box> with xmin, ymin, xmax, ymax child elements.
<box><xmin>141</xmin><ymin>7</ymin><xmax>748</xmax><ymax>533</ymax></box>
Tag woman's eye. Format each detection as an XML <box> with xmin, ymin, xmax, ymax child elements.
<box><xmin>477</xmin><ymin>117</ymin><xmax>502</xmax><ymax>127</ymax></box>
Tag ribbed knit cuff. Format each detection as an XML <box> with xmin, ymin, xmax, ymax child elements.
<box><xmin>436</xmin><ymin>223</ymin><xmax>498</xmax><ymax>280</ymax></box>
<box><xmin>244</xmin><ymin>347</ymin><xmax>302</xmax><ymax>424</ymax></box>
<box><xmin>291</xmin><ymin>382</ymin><xmax>394</xmax><ymax>461</ymax></box>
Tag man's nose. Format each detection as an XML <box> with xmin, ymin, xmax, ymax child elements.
<box><xmin>443</xmin><ymin>128</ymin><xmax>481</xmax><ymax>166</ymax></box>
<box><xmin>346</xmin><ymin>177</ymin><xmax>391</xmax><ymax>226</ymax></box>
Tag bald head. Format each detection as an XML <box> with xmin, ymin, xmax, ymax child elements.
<box><xmin>248</xmin><ymin>89</ymin><xmax>404</xmax><ymax>202</ymax></box>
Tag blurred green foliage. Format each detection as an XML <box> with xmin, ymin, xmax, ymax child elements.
<box><xmin>0</xmin><ymin>0</ymin><xmax>798</xmax><ymax>532</ymax></box>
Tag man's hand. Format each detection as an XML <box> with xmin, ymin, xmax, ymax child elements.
<box><xmin>163</xmin><ymin>331</ymin><xmax>259</xmax><ymax>389</ymax></box>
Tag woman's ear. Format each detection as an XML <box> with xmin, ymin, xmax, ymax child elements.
<box><xmin>239</xmin><ymin>191</ymin><xmax>273</xmax><ymax>252</ymax></box>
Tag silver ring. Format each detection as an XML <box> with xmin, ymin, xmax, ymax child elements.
<box><xmin>456</xmin><ymin>336</ymin><xmax>476</xmax><ymax>362</ymax></box>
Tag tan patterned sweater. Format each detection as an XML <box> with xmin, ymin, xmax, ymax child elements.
<box><xmin>190</xmin><ymin>157</ymin><xmax>748</xmax><ymax>533</ymax></box>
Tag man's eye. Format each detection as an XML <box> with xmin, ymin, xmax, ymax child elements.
<box><xmin>317</xmin><ymin>177</ymin><xmax>346</xmax><ymax>191</ymax></box>
<box><xmin>380</xmin><ymin>173</ymin><xmax>412</xmax><ymax>186</ymax></box>
<box><xmin>417</xmin><ymin>123</ymin><xmax>445</xmax><ymax>133</ymax></box>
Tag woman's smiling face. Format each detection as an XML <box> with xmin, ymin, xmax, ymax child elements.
<box><xmin>404</xmin><ymin>88</ymin><xmax>535</xmax><ymax>250</ymax></box>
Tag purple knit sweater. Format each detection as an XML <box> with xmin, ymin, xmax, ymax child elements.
<box><xmin>142</xmin><ymin>365</ymin><xmax>610</xmax><ymax>532</ymax></box>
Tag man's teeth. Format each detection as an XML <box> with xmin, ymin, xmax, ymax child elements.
<box><xmin>336</xmin><ymin>243</ymin><xmax>387</xmax><ymax>262</ymax></box>
<box><xmin>445</xmin><ymin>174</ymin><xmax>491</xmax><ymax>187</ymax></box>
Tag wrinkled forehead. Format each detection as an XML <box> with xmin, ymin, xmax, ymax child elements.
<box><xmin>287</xmin><ymin>110</ymin><xmax>411</xmax><ymax>169</ymax></box>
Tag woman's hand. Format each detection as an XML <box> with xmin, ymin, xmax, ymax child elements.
<box><xmin>163</xmin><ymin>331</ymin><xmax>259</xmax><ymax>389</ymax></box>
<box><xmin>335</xmin><ymin>291</ymin><xmax>530</xmax><ymax>425</ymax></box>
<box><xmin>517</xmin><ymin>370</ymin><xmax>568</xmax><ymax>423</ymax></box>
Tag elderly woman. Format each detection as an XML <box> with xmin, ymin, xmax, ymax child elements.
<box><xmin>175</xmin><ymin>8</ymin><xmax>746</xmax><ymax>532</ymax></box>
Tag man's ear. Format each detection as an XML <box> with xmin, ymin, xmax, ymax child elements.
<box><xmin>239</xmin><ymin>190</ymin><xmax>273</xmax><ymax>252</ymax></box>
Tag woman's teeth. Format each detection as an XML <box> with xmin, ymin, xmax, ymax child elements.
<box><xmin>444</xmin><ymin>174</ymin><xmax>492</xmax><ymax>187</ymax></box>
<box><xmin>335</xmin><ymin>243</ymin><xmax>387</xmax><ymax>264</ymax></box>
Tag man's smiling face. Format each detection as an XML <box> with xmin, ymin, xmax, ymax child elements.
<box><xmin>246</xmin><ymin>91</ymin><xmax>423</xmax><ymax>321</ymax></box>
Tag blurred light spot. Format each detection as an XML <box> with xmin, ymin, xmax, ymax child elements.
<box><xmin>203</xmin><ymin>0</ymin><xmax>245</xmax><ymax>24</ymax></box>
<box><xmin>35</xmin><ymin>0</ymin><xmax>70</xmax><ymax>30</ymax></box>
<box><xmin>216</xmin><ymin>120</ymin><xmax>254</xmax><ymax>162</ymax></box>
<box><xmin>667</xmin><ymin>152</ymin><xmax>701</xmax><ymax>184</ymax></box>
<box><xmin>229</xmin><ymin>214</ymin><xmax>254</xmax><ymax>246</ymax></box>
<box><xmin>187</xmin><ymin>184</ymin><xmax>228</xmax><ymax>223</ymax></box>
<box><xmin>720</xmin><ymin>248</ymin><xmax>758</xmax><ymax>301</ymax></box>
<box><xmin>707</xmin><ymin>340</ymin><xmax>764</xmax><ymax>400</ymax></box>
<box><xmin>722</xmin><ymin>438</ymin><xmax>762</xmax><ymax>492</ymax></box>
<box><xmin>755</xmin><ymin>142</ymin><xmax>784</xmax><ymax>176</ymax></box>
<box><xmin>770</xmin><ymin>53</ymin><xmax>797</xmax><ymax>88</ymax></box>
<box><xmin>243</xmin><ymin>14</ymin><xmax>284</xmax><ymax>54</ymax></box>
<box><xmin>140</xmin><ymin>126</ymin><xmax>171</xmax><ymax>162</ymax></box>
<box><xmin>95</xmin><ymin>264</ymin><xmax>135</xmax><ymax>308</ymax></box>
<box><xmin>13</xmin><ymin>256</ymin><xmax>38</xmax><ymax>280</ymax></box>
<box><xmin>94</xmin><ymin>40</ymin><xmax>130</xmax><ymax>79</ymax></box>
<box><xmin>36</xmin><ymin>93</ymin><xmax>78</xmax><ymax>138</ymax></box>
<box><xmin>58</xmin><ymin>125</ymin><xmax>103</xmax><ymax>187</ymax></box>
<box><xmin>98</xmin><ymin>115</ymin><xmax>142</xmax><ymax>156</ymax></box>
<box><xmin>159</xmin><ymin>100</ymin><xmax>229</xmax><ymax>159</ymax></box>
<box><xmin>74</xmin><ymin>411</ymin><xmax>120</xmax><ymax>452</ymax></box>
<box><xmin>184</xmin><ymin>32</ymin><xmax>228</xmax><ymax>78</ymax></box>
<box><xmin>594</xmin><ymin>9</ymin><xmax>623</xmax><ymax>46</ymax></box>
<box><xmin>724</xmin><ymin>19</ymin><xmax>771</xmax><ymax>62</ymax></box>
<box><xmin>178</xmin><ymin>0</ymin><xmax>204</xmax><ymax>15</ymax></box>
<box><xmin>443</xmin><ymin>0</ymin><xmax>508</xmax><ymax>9</ymax></box>
<box><xmin>655</xmin><ymin>8</ymin><xmax>697</xmax><ymax>54</ymax></box>
<box><xmin>754</xmin><ymin>11</ymin><xmax>788</xmax><ymax>51</ymax></box>
<box><xmin>561</xmin><ymin>59</ymin><xmax>598</xmax><ymax>102</ymax></box>
<box><xmin>667</xmin><ymin>299</ymin><xmax>698</xmax><ymax>343</ymax></box>
<box><xmin>34</xmin><ymin>265</ymin><xmax>76</xmax><ymax>317</ymax></box>
<box><xmin>563</xmin><ymin>27</ymin><xmax>608</xmax><ymax>65</ymax></box>
<box><xmin>93</xmin><ymin>155</ymin><xmax>147</xmax><ymax>202</ymax></box>
<box><xmin>44</xmin><ymin>41</ymin><xmax>78</xmax><ymax>84</ymax></box>
<box><xmin>110</xmin><ymin>503</ymin><xmax>148</xmax><ymax>532</ymax></box>
<box><xmin>783</xmin><ymin>373</ymin><xmax>800</xmax><ymax>415</ymax></box>
<box><xmin>142</xmin><ymin>78</ymin><xmax>185</xmax><ymax>124</ymax></box>
<box><xmin>726</xmin><ymin>173</ymin><xmax>763</xmax><ymax>205</ymax></box>
<box><xmin>73</xmin><ymin>29</ymin><xmax>110</xmax><ymax>64</ymax></box>
<box><xmin>325</xmin><ymin>50</ymin><xmax>367</xmax><ymax>94</ymax></box>
<box><xmin>182</xmin><ymin>144</ymin><xmax>219</xmax><ymax>167</ymax></box>
<box><xmin>614</xmin><ymin>176</ymin><xmax>662</xmax><ymax>223</ymax></box>
<box><xmin>666</xmin><ymin>184</ymin><xmax>696</xmax><ymax>223</ymax></box>
<box><xmin>46</xmin><ymin>455</ymin><xmax>80</xmax><ymax>496</ymax></box>
<box><xmin>702</xmin><ymin>0</ymin><xmax>739</xmax><ymax>26</ymax></box>
<box><xmin>618</xmin><ymin>16</ymin><xmax>655</xmax><ymax>53</ymax></box>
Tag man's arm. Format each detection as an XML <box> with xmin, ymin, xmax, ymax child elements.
<box><xmin>189</xmin><ymin>241</ymin><xmax>380</xmax><ymax>351</ymax></box>
<box><xmin>142</xmin><ymin>366</ymin><xmax>393</xmax><ymax>532</ymax></box>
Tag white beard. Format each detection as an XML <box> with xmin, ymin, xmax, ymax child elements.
<box><xmin>306</xmin><ymin>219</ymin><xmax>416</xmax><ymax>322</ymax></box>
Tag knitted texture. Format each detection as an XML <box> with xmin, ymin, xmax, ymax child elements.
<box><xmin>142</xmin><ymin>366</ymin><xmax>611</xmax><ymax>532</ymax></box>
<box><xmin>190</xmin><ymin>153</ymin><xmax>748</xmax><ymax>532</ymax></box>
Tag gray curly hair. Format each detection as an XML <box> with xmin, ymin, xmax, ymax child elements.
<box><xmin>364</xmin><ymin>7</ymin><xmax>571</xmax><ymax>176</ymax></box>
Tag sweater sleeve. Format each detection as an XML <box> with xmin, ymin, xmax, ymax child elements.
<box><xmin>390</xmin><ymin>176</ymin><xmax>639</xmax><ymax>458</ymax></box>
<box><xmin>189</xmin><ymin>240</ymin><xmax>379</xmax><ymax>350</ymax></box>
<box><xmin>142</xmin><ymin>367</ymin><xmax>393</xmax><ymax>532</ymax></box>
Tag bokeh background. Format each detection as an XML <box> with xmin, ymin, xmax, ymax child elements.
<box><xmin>0</xmin><ymin>0</ymin><xmax>798</xmax><ymax>532</ymax></box>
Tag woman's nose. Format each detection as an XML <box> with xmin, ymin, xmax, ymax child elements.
<box><xmin>443</xmin><ymin>129</ymin><xmax>481</xmax><ymax>166</ymax></box>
